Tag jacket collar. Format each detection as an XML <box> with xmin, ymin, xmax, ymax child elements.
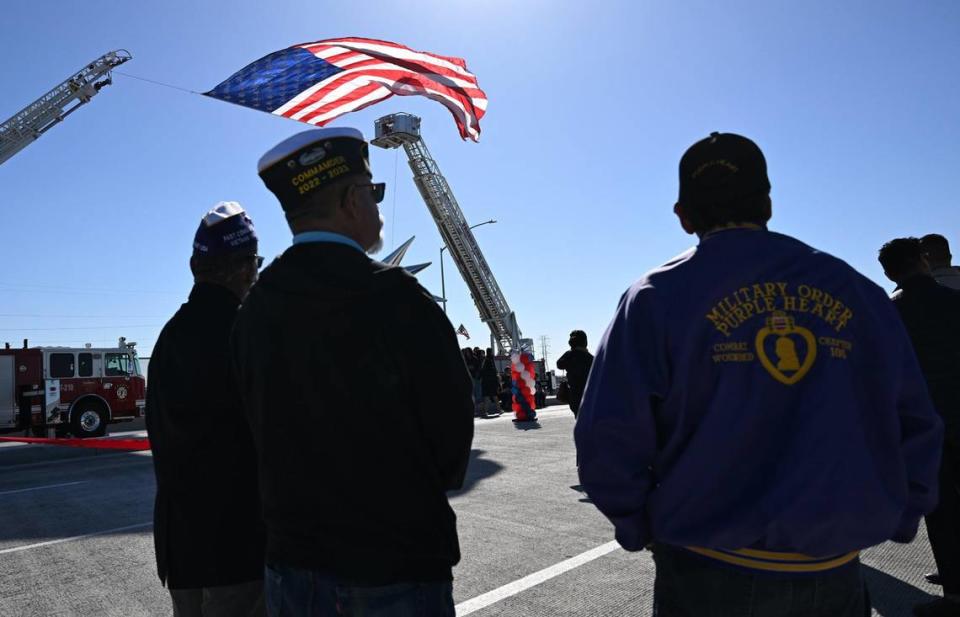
<box><xmin>700</xmin><ymin>223</ymin><xmax>766</xmax><ymax>243</ymax></box>
<box><xmin>897</xmin><ymin>274</ymin><xmax>938</xmax><ymax>293</ymax></box>
<box><xmin>931</xmin><ymin>266</ymin><xmax>960</xmax><ymax>279</ymax></box>
<box><xmin>292</xmin><ymin>231</ymin><xmax>365</xmax><ymax>254</ymax></box>
<box><xmin>188</xmin><ymin>282</ymin><xmax>241</xmax><ymax>309</ymax></box>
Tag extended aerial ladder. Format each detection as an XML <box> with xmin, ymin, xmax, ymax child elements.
<box><xmin>372</xmin><ymin>113</ymin><xmax>525</xmax><ymax>355</ymax></box>
<box><xmin>0</xmin><ymin>50</ymin><xmax>131</xmax><ymax>166</ymax></box>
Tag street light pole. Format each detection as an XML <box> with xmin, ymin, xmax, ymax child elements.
<box><xmin>439</xmin><ymin>219</ymin><xmax>496</xmax><ymax>315</ymax></box>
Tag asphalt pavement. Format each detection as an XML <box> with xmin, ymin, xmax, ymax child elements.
<box><xmin>0</xmin><ymin>405</ymin><xmax>944</xmax><ymax>616</ymax></box>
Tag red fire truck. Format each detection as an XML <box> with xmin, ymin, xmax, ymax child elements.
<box><xmin>0</xmin><ymin>337</ymin><xmax>145</xmax><ymax>438</ymax></box>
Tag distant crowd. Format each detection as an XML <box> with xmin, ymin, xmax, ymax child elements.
<box><xmin>459</xmin><ymin>345</ymin><xmax>548</xmax><ymax>417</ymax></box>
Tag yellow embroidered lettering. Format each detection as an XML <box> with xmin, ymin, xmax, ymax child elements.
<box><xmin>834</xmin><ymin>308</ymin><xmax>854</xmax><ymax>331</ymax></box>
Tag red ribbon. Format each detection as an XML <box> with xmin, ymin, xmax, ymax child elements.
<box><xmin>0</xmin><ymin>436</ymin><xmax>151</xmax><ymax>451</ymax></box>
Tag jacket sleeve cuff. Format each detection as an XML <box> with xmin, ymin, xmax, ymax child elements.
<box><xmin>614</xmin><ymin>521</ymin><xmax>650</xmax><ymax>552</ymax></box>
<box><xmin>891</xmin><ymin>516</ymin><xmax>920</xmax><ymax>543</ymax></box>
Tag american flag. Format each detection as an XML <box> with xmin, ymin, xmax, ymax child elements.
<box><xmin>457</xmin><ymin>324</ymin><xmax>470</xmax><ymax>339</ymax></box>
<box><xmin>205</xmin><ymin>38</ymin><xmax>488</xmax><ymax>141</ymax></box>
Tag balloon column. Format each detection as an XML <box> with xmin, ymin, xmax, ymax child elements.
<box><xmin>511</xmin><ymin>351</ymin><xmax>538</xmax><ymax>422</ymax></box>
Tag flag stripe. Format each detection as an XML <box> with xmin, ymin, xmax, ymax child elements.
<box><xmin>290</xmin><ymin>72</ymin><xmax>481</xmax><ymax>140</ymax></box>
<box><xmin>298</xmin><ymin>80</ymin><xmax>393</xmax><ymax>124</ymax></box>
<box><xmin>287</xmin><ymin>65</ymin><xmax>485</xmax><ymax>123</ymax></box>
<box><xmin>301</xmin><ymin>80</ymin><xmax>391</xmax><ymax>124</ymax></box>
<box><xmin>303</xmin><ymin>37</ymin><xmax>474</xmax><ymax>78</ymax></box>
<box><xmin>317</xmin><ymin>48</ymin><xmax>370</xmax><ymax>67</ymax></box>
<box><xmin>306</xmin><ymin>84</ymin><xmax>395</xmax><ymax>127</ymax></box>
<box><xmin>304</xmin><ymin>44</ymin><xmax>482</xmax><ymax>92</ymax></box>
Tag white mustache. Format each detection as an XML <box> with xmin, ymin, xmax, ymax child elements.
<box><xmin>366</xmin><ymin>214</ymin><xmax>386</xmax><ymax>255</ymax></box>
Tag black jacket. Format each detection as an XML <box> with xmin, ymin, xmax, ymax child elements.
<box><xmin>146</xmin><ymin>283</ymin><xmax>265</xmax><ymax>589</ymax></box>
<box><xmin>231</xmin><ymin>243</ymin><xmax>474</xmax><ymax>584</ymax></box>
<box><xmin>557</xmin><ymin>348</ymin><xmax>594</xmax><ymax>399</ymax></box>
<box><xmin>480</xmin><ymin>357</ymin><xmax>499</xmax><ymax>397</ymax></box>
<box><xmin>892</xmin><ymin>275</ymin><xmax>960</xmax><ymax>447</ymax></box>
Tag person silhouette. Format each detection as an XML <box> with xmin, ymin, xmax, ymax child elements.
<box><xmin>775</xmin><ymin>336</ymin><xmax>801</xmax><ymax>371</ymax></box>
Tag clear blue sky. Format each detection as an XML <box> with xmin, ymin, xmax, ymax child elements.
<box><xmin>1</xmin><ymin>0</ymin><xmax>958</xmax><ymax>370</ymax></box>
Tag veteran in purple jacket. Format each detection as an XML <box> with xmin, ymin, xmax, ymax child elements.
<box><xmin>574</xmin><ymin>132</ymin><xmax>943</xmax><ymax>617</ymax></box>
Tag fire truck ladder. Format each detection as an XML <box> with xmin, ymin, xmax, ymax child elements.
<box><xmin>0</xmin><ymin>50</ymin><xmax>132</xmax><ymax>166</ymax></box>
<box><xmin>372</xmin><ymin>113</ymin><xmax>523</xmax><ymax>355</ymax></box>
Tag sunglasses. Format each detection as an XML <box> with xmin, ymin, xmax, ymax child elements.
<box><xmin>352</xmin><ymin>182</ymin><xmax>386</xmax><ymax>204</ymax></box>
<box><xmin>253</xmin><ymin>255</ymin><xmax>264</xmax><ymax>269</ymax></box>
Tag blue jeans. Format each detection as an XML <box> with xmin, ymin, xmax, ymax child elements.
<box><xmin>171</xmin><ymin>579</ymin><xmax>265</xmax><ymax>617</ymax></box>
<box><xmin>265</xmin><ymin>563</ymin><xmax>454</xmax><ymax>617</ymax></box>
<box><xmin>471</xmin><ymin>378</ymin><xmax>483</xmax><ymax>407</ymax></box>
<box><xmin>652</xmin><ymin>544</ymin><xmax>870</xmax><ymax>617</ymax></box>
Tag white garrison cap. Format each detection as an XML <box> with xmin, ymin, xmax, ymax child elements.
<box><xmin>257</xmin><ymin>127</ymin><xmax>366</xmax><ymax>173</ymax></box>
<box><xmin>201</xmin><ymin>201</ymin><xmax>247</xmax><ymax>226</ymax></box>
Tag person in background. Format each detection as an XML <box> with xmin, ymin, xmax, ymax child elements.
<box><xmin>232</xmin><ymin>128</ymin><xmax>474</xmax><ymax>617</ymax></box>
<box><xmin>473</xmin><ymin>348</ymin><xmax>485</xmax><ymax>414</ymax></box>
<box><xmin>556</xmin><ymin>330</ymin><xmax>594</xmax><ymax>418</ymax></box>
<box><xmin>920</xmin><ymin>234</ymin><xmax>960</xmax><ymax>290</ymax></box>
<box><xmin>534</xmin><ymin>381</ymin><xmax>547</xmax><ymax>409</ymax></box>
<box><xmin>462</xmin><ymin>347</ymin><xmax>481</xmax><ymax>415</ymax></box>
<box><xmin>576</xmin><ymin>132</ymin><xmax>942</xmax><ymax>617</ymax></box>
<box><xmin>462</xmin><ymin>347</ymin><xmax>476</xmax><ymax>374</ymax></box>
<box><xmin>147</xmin><ymin>201</ymin><xmax>266</xmax><ymax>617</ymax></box>
<box><xmin>499</xmin><ymin>371</ymin><xmax>513</xmax><ymax>413</ymax></box>
<box><xmin>480</xmin><ymin>348</ymin><xmax>501</xmax><ymax>417</ymax></box>
<box><xmin>879</xmin><ymin>237</ymin><xmax>960</xmax><ymax>617</ymax></box>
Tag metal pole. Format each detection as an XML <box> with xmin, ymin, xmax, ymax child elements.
<box><xmin>439</xmin><ymin>219</ymin><xmax>494</xmax><ymax>316</ymax></box>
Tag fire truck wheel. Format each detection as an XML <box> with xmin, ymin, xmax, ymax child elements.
<box><xmin>71</xmin><ymin>403</ymin><xmax>107</xmax><ymax>438</ymax></box>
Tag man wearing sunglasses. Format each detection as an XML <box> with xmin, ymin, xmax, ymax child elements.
<box><xmin>232</xmin><ymin>128</ymin><xmax>474</xmax><ymax>617</ymax></box>
<box><xmin>147</xmin><ymin>201</ymin><xmax>266</xmax><ymax>616</ymax></box>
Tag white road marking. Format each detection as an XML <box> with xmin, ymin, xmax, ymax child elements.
<box><xmin>0</xmin><ymin>440</ymin><xmax>32</xmax><ymax>449</ymax></box>
<box><xmin>0</xmin><ymin>481</ymin><xmax>86</xmax><ymax>496</ymax></box>
<box><xmin>0</xmin><ymin>522</ymin><xmax>152</xmax><ymax>556</ymax></box>
<box><xmin>108</xmin><ymin>430</ymin><xmax>147</xmax><ymax>438</ymax></box>
<box><xmin>455</xmin><ymin>541</ymin><xmax>621</xmax><ymax>615</ymax></box>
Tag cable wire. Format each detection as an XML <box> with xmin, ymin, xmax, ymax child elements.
<box><xmin>113</xmin><ymin>71</ymin><xmax>200</xmax><ymax>95</ymax></box>
<box><xmin>391</xmin><ymin>148</ymin><xmax>399</xmax><ymax>251</ymax></box>
<box><xmin>0</xmin><ymin>325</ymin><xmax>160</xmax><ymax>332</ymax></box>
<box><xmin>0</xmin><ymin>313</ymin><xmax>165</xmax><ymax>319</ymax></box>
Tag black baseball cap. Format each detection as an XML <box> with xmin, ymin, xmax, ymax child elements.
<box><xmin>678</xmin><ymin>132</ymin><xmax>771</xmax><ymax>207</ymax></box>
